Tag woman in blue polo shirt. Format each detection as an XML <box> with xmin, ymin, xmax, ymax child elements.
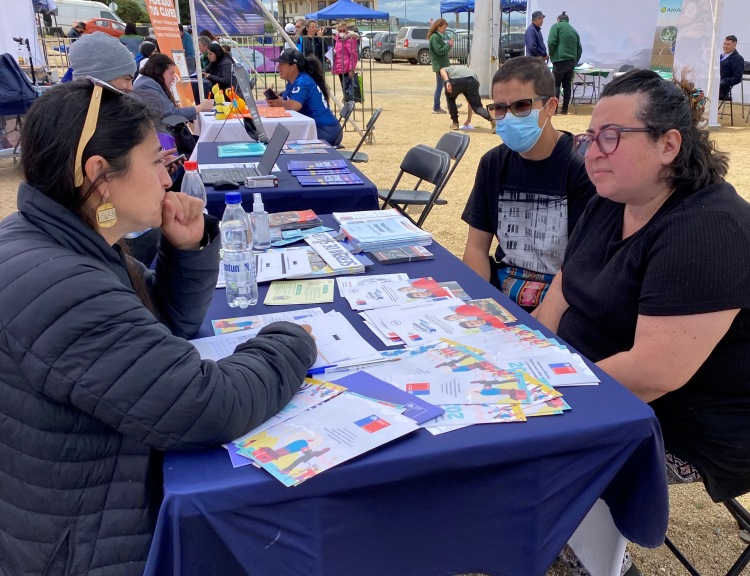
<box><xmin>268</xmin><ymin>48</ymin><xmax>341</xmax><ymax>146</ymax></box>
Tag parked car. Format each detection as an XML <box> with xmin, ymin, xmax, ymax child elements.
<box><xmin>394</xmin><ymin>26</ymin><xmax>430</xmax><ymax>65</ymax></box>
<box><xmin>499</xmin><ymin>32</ymin><xmax>525</xmax><ymax>62</ymax></box>
<box><xmin>371</xmin><ymin>32</ymin><xmax>397</xmax><ymax>63</ymax></box>
<box><xmin>82</xmin><ymin>17</ymin><xmax>125</xmax><ymax>38</ymax></box>
<box><xmin>359</xmin><ymin>31</ymin><xmax>380</xmax><ymax>59</ymax></box>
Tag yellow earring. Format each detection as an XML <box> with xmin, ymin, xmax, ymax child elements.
<box><xmin>96</xmin><ymin>202</ymin><xmax>117</xmax><ymax>228</ymax></box>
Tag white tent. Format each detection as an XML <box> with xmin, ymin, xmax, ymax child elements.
<box><xmin>526</xmin><ymin>0</ymin><xmax>747</xmax><ymax>126</ymax></box>
<box><xmin>0</xmin><ymin>0</ymin><xmax>45</xmax><ymax>69</ymax></box>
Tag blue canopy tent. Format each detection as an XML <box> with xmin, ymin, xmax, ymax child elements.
<box><xmin>305</xmin><ymin>0</ymin><xmax>388</xmax><ymax>21</ymax></box>
<box><xmin>305</xmin><ymin>0</ymin><xmax>389</xmax><ymax>117</ymax></box>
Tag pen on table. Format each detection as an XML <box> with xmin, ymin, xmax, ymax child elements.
<box><xmin>307</xmin><ymin>365</ymin><xmax>337</xmax><ymax>376</ymax></box>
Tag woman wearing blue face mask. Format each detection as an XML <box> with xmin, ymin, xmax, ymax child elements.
<box><xmin>460</xmin><ymin>56</ymin><xmax>596</xmax><ymax>310</ymax></box>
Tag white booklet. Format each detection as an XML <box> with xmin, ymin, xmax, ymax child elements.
<box><xmin>237</xmin><ymin>392</ymin><xmax>419</xmax><ymax>486</ymax></box>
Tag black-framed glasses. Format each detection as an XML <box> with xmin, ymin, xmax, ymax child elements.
<box><xmin>487</xmin><ymin>96</ymin><xmax>550</xmax><ymax>120</ymax></box>
<box><xmin>74</xmin><ymin>76</ymin><xmax>124</xmax><ymax>187</ymax></box>
<box><xmin>573</xmin><ymin>127</ymin><xmax>653</xmax><ymax>158</ymax></box>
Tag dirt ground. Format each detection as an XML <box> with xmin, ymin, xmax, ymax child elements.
<box><xmin>2</xmin><ymin>61</ymin><xmax>750</xmax><ymax>575</ymax></box>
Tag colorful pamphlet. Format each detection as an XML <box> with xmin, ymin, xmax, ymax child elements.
<box><xmin>340</xmin><ymin>277</ymin><xmax>453</xmax><ymax>311</ymax></box>
<box><xmin>212</xmin><ymin>307</ymin><xmax>326</xmax><ymax>335</ymax></box>
<box><xmin>334</xmin><ymin>371</ymin><xmax>445</xmax><ymax>424</ymax></box>
<box><xmin>287</xmin><ymin>159</ymin><xmax>349</xmax><ymax>170</ymax></box>
<box><xmin>305</xmin><ymin>232</ymin><xmax>365</xmax><ymax>275</ymax></box>
<box><xmin>238</xmin><ymin>392</ymin><xmax>419</xmax><ymax>486</ymax></box>
<box><xmin>296</xmin><ymin>174</ymin><xmax>364</xmax><ymax>186</ymax></box>
<box><xmin>269</xmin><ymin>209</ymin><xmax>322</xmax><ymax>230</ymax></box>
<box><xmin>290</xmin><ymin>169</ymin><xmax>352</xmax><ymax>176</ymax></box>
<box><xmin>423</xmin><ymin>403</ymin><xmax>526</xmax><ymax>428</ymax></box>
<box><xmin>370</xmin><ymin>245</ymin><xmax>434</xmax><ymax>264</ymax></box>
<box><xmin>332</xmin><ymin>208</ymin><xmax>401</xmax><ymax>224</ymax></box>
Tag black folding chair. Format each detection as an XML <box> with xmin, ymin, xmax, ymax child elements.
<box><xmin>665</xmin><ymin>495</ymin><xmax>750</xmax><ymax>575</ymax></box>
<box><xmin>378</xmin><ymin>144</ymin><xmax>451</xmax><ymax>228</ymax></box>
<box><xmin>719</xmin><ymin>87</ymin><xmax>735</xmax><ymax>126</ymax></box>
<box><xmin>334</xmin><ymin>100</ymin><xmax>356</xmax><ymax>150</ymax></box>
<box><xmin>338</xmin><ymin>108</ymin><xmax>382</xmax><ymax>163</ymax></box>
<box><xmin>377</xmin><ymin>132</ymin><xmax>470</xmax><ymax>228</ymax></box>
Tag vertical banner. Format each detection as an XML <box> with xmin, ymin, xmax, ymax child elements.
<box><xmin>650</xmin><ymin>0</ymin><xmax>684</xmax><ymax>72</ymax></box>
<box><xmin>144</xmin><ymin>0</ymin><xmax>195</xmax><ymax>105</ymax></box>
<box><xmin>674</xmin><ymin>0</ymin><xmax>725</xmax><ymax>126</ymax></box>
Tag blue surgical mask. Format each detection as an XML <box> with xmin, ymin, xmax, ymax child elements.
<box><xmin>495</xmin><ymin>109</ymin><xmax>548</xmax><ymax>153</ymax></box>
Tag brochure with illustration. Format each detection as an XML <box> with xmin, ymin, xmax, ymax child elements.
<box><xmin>341</xmin><ymin>277</ymin><xmax>453</xmax><ymax>311</ymax></box>
<box><xmin>389</xmin><ymin>370</ymin><xmax>532</xmax><ymax>405</ymax></box>
<box><xmin>212</xmin><ymin>307</ymin><xmax>325</xmax><ymax>335</ymax></box>
<box><xmin>232</xmin><ymin>379</ymin><xmax>347</xmax><ymax>451</ymax></box>
<box><xmin>422</xmin><ymin>403</ymin><xmax>526</xmax><ymax>429</ymax></box>
<box><xmin>334</xmin><ymin>371</ymin><xmax>445</xmax><ymax>424</ymax></box>
<box><xmin>238</xmin><ymin>392</ymin><xmax>419</xmax><ymax>486</ymax></box>
<box><xmin>335</xmin><ymin>273</ymin><xmax>409</xmax><ymax>296</ymax></box>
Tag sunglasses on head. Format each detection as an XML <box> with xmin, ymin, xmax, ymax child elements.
<box><xmin>74</xmin><ymin>76</ymin><xmax>124</xmax><ymax>188</ymax></box>
<box><xmin>487</xmin><ymin>96</ymin><xmax>550</xmax><ymax>120</ymax></box>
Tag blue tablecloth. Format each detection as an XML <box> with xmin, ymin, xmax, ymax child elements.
<box><xmin>196</xmin><ymin>143</ymin><xmax>379</xmax><ymax>218</ymax></box>
<box><xmin>145</xmin><ymin>217</ymin><xmax>668</xmax><ymax>576</ymax></box>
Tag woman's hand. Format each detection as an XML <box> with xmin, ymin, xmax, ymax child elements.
<box><xmin>202</xmin><ymin>71</ymin><xmax>208</xmax><ymax>78</ymax></box>
<box><xmin>348</xmin><ymin>70</ymin><xmax>354</xmax><ymax>77</ymax></box>
<box><xmin>196</xmin><ymin>99</ymin><xmax>214</xmax><ymax>113</ymax></box>
<box><xmin>158</xmin><ymin>148</ymin><xmax>180</xmax><ymax>176</ymax></box>
<box><xmin>267</xmin><ymin>97</ymin><xmax>283</xmax><ymax>108</ymax></box>
<box><xmin>161</xmin><ymin>191</ymin><xmax>205</xmax><ymax>250</ymax></box>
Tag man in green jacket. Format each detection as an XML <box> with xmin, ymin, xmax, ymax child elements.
<box><xmin>547</xmin><ymin>11</ymin><xmax>582</xmax><ymax>114</ymax></box>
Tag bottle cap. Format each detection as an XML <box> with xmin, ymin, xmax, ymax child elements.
<box><xmin>253</xmin><ymin>192</ymin><xmax>264</xmax><ymax>212</ymax></box>
<box><xmin>224</xmin><ymin>191</ymin><xmax>242</xmax><ymax>204</ymax></box>
<box><xmin>183</xmin><ymin>160</ymin><xmax>198</xmax><ymax>171</ymax></box>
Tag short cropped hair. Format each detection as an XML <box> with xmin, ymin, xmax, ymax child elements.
<box><xmin>492</xmin><ymin>56</ymin><xmax>555</xmax><ymax>98</ymax></box>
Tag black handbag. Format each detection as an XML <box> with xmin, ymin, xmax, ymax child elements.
<box><xmin>162</xmin><ymin>114</ymin><xmax>196</xmax><ymax>156</ymax></box>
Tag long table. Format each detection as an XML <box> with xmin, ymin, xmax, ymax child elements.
<box><xmin>191</xmin><ymin>109</ymin><xmax>317</xmax><ymax>161</ymax></box>
<box><xmin>196</xmin><ymin>143</ymin><xmax>380</xmax><ymax>218</ymax></box>
<box><xmin>145</xmin><ymin>219</ymin><xmax>668</xmax><ymax>576</ymax></box>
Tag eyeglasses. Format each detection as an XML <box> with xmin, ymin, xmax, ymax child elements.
<box><xmin>573</xmin><ymin>127</ymin><xmax>653</xmax><ymax>158</ymax></box>
<box><xmin>486</xmin><ymin>96</ymin><xmax>549</xmax><ymax>120</ymax></box>
<box><xmin>74</xmin><ymin>76</ymin><xmax>124</xmax><ymax>187</ymax></box>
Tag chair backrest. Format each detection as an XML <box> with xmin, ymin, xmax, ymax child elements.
<box><xmin>381</xmin><ymin>144</ymin><xmax>451</xmax><ymax>228</ymax></box>
<box><xmin>398</xmin><ymin>144</ymin><xmax>450</xmax><ymax>186</ymax></box>
<box><xmin>618</xmin><ymin>64</ymin><xmax>635</xmax><ymax>73</ymax></box>
<box><xmin>333</xmin><ymin>100</ymin><xmax>356</xmax><ymax>144</ymax></box>
<box><xmin>0</xmin><ymin>53</ymin><xmax>37</xmax><ymax>115</ymax></box>
<box><xmin>350</xmin><ymin>107</ymin><xmax>383</xmax><ymax>156</ymax></box>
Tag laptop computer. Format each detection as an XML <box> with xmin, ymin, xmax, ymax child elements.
<box><xmin>233</xmin><ymin>64</ymin><xmax>268</xmax><ymax>144</ymax></box>
<box><xmin>199</xmin><ymin>124</ymin><xmax>290</xmax><ymax>185</ymax></box>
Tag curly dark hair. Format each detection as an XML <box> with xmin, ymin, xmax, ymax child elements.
<box><xmin>600</xmin><ymin>69</ymin><xmax>728</xmax><ymax>195</ymax></box>
<box><xmin>140</xmin><ymin>53</ymin><xmax>177</xmax><ymax>104</ymax></box>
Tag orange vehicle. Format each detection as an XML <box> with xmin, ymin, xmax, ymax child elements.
<box><xmin>82</xmin><ymin>18</ymin><xmax>125</xmax><ymax>38</ymax></box>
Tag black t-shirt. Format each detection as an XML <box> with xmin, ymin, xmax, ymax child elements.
<box><xmin>461</xmin><ymin>132</ymin><xmax>595</xmax><ymax>275</ymax></box>
<box><xmin>559</xmin><ymin>183</ymin><xmax>750</xmax><ymax>502</ymax></box>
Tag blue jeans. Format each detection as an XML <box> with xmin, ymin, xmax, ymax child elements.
<box><xmin>433</xmin><ymin>72</ymin><xmax>444</xmax><ymax>111</ymax></box>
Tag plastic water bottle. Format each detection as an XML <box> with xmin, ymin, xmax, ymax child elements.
<box><xmin>180</xmin><ymin>160</ymin><xmax>207</xmax><ymax>207</ymax></box>
<box><xmin>221</xmin><ymin>192</ymin><xmax>258</xmax><ymax>308</ymax></box>
<box><xmin>250</xmin><ymin>192</ymin><xmax>271</xmax><ymax>251</ymax></box>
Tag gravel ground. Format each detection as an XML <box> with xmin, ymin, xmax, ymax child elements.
<box><xmin>2</xmin><ymin>62</ymin><xmax>750</xmax><ymax>575</ymax></box>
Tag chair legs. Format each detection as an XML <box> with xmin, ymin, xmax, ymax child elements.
<box><xmin>719</xmin><ymin>91</ymin><xmax>734</xmax><ymax>126</ymax></box>
<box><xmin>664</xmin><ymin>498</ymin><xmax>750</xmax><ymax>576</ymax></box>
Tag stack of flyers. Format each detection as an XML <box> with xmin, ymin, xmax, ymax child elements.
<box><xmin>332</xmin><ymin>208</ymin><xmax>401</xmax><ymax>224</ymax></box>
<box><xmin>369</xmin><ymin>298</ymin><xmax>516</xmax><ymax>347</ymax></box>
<box><xmin>335</xmin><ymin>273</ymin><xmax>409</xmax><ymax>297</ymax></box>
<box><xmin>341</xmin><ymin>277</ymin><xmax>454</xmax><ymax>311</ymax></box>
<box><xmin>229</xmin><ymin>378</ymin><xmax>347</xmax><ymax>465</ymax></box>
<box><xmin>296</xmin><ymin>173</ymin><xmax>364</xmax><ymax>186</ymax></box>
<box><xmin>237</xmin><ymin>392</ymin><xmax>419</xmax><ymax>486</ymax></box>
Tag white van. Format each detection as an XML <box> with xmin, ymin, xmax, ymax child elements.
<box><xmin>54</xmin><ymin>0</ymin><xmax>124</xmax><ymax>30</ymax></box>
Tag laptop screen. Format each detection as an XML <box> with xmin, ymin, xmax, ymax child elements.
<box><xmin>257</xmin><ymin>124</ymin><xmax>290</xmax><ymax>175</ymax></box>
<box><xmin>233</xmin><ymin>64</ymin><xmax>269</xmax><ymax>145</ymax></box>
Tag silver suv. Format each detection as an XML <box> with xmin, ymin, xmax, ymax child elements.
<box><xmin>394</xmin><ymin>27</ymin><xmax>431</xmax><ymax>65</ymax></box>
<box><xmin>394</xmin><ymin>27</ymin><xmax>468</xmax><ymax>65</ymax></box>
